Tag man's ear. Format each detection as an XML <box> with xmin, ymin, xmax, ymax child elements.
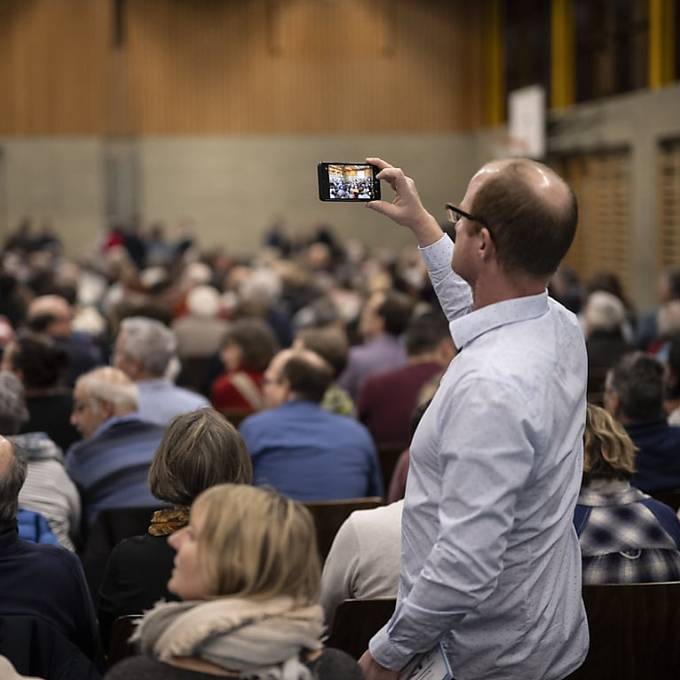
<box><xmin>478</xmin><ymin>227</ymin><xmax>495</xmax><ymax>260</ymax></box>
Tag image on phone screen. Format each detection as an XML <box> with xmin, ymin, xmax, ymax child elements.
<box><xmin>318</xmin><ymin>162</ymin><xmax>381</xmax><ymax>202</ymax></box>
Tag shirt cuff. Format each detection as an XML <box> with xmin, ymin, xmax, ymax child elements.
<box><xmin>369</xmin><ymin>623</ymin><xmax>414</xmax><ymax>671</ymax></box>
<box><xmin>418</xmin><ymin>234</ymin><xmax>454</xmax><ymax>275</ymax></box>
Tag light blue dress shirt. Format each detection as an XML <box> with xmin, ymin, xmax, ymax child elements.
<box><xmin>369</xmin><ymin>235</ymin><xmax>589</xmax><ymax>679</ymax></box>
<box><xmin>136</xmin><ymin>379</ymin><xmax>209</xmax><ymax>427</ymax></box>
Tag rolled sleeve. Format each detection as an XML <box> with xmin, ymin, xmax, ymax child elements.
<box><xmin>370</xmin><ymin>377</ymin><xmax>535</xmax><ymax>670</ymax></box>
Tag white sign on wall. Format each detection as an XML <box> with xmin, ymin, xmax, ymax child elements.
<box><xmin>508</xmin><ymin>85</ymin><xmax>546</xmax><ymax>159</ymax></box>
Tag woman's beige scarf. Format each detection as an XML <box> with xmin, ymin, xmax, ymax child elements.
<box><xmin>132</xmin><ymin>596</ymin><xmax>325</xmax><ymax>679</ymax></box>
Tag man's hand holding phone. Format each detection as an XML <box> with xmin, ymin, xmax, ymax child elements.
<box><xmin>365</xmin><ymin>157</ymin><xmax>444</xmax><ymax>248</ymax></box>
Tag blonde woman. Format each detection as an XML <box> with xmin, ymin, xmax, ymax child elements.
<box><xmin>105</xmin><ymin>485</ymin><xmax>361</xmax><ymax>680</ymax></box>
<box><xmin>576</xmin><ymin>404</ymin><xmax>680</xmax><ymax>584</ymax></box>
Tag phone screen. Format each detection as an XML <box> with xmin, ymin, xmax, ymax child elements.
<box><xmin>318</xmin><ymin>162</ymin><xmax>380</xmax><ymax>202</ymax></box>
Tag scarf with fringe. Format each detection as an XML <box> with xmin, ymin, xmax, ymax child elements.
<box><xmin>132</xmin><ymin>596</ymin><xmax>325</xmax><ymax>679</ymax></box>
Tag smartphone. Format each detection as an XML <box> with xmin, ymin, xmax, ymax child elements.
<box><xmin>317</xmin><ymin>162</ymin><xmax>381</xmax><ymax>202</ymax></box>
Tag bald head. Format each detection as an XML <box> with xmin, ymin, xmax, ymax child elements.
<box><xmin>466</xmin><ymin>158</ymin><xmax>576</xmax><ymax>279</ymax></box>
<box><xmin>0</xmin><ymin>436</ymin><xmax>27</xmax><ymax>524</ymax></box>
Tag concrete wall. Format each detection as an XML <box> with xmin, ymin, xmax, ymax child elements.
<box><xmin>547</xmin><ymin>84</ymin><xmax>680</xmax><ymax>309</ymax></box>
<box><xmin>0</xmin><ymin>134</ymin><xmax>481</xmax><ymax>256</ymax></box>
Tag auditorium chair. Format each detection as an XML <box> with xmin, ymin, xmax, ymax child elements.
<box><xmin>377</xmin><ymin>444</ymin><xmax>405</xmax><ymax>491</ymax></box>
<box><xmin>326</xmin><ymin>598</ymin><xmax>396</xmax><ymax>659</ymax></box>
<box><xmin>649</xmin><ymin>489</ymin><xmax>680</xmax><ymax>512</ymax></box>
<box><xmin>304</xmin><ymin>497</ymin><xmax>383</xmax><ymax>562</ymax></box>
<box><xmin>569</xmin><ymin>581</ymin><xmax>680</xmax><ymax>680</ymax></box>
<box><xmin>80</xmin><ymin>505</ymin><xmax>165</xmax><ymax>599</ymax></box>
<box><xmin>107</xmin><ymin>615</ymin><xmax>142</xmax><ymax>668</ymax></box>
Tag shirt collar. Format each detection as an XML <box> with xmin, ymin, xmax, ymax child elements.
<box><xmin>450</xmin><ymin>291</ymin><xmax>549</xmax><ymax>350</ymax></box>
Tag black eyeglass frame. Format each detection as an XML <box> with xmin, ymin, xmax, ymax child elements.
<box><xmin>444</xmin><ymin>202</ymin><xmax>491</xmax><ymax>243</ymax></box>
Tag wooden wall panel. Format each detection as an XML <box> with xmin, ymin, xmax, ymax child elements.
<box><xmin>0</xmin><ymin>0</ymin><xmax>109</xmax><ymax>134</ymax></box>
<box><xmin>658</xmin><ymin>139</ymin><xmax>680</xmax><ymax>269</ymax></box>
<box><xmin>0</xmin><ymin>0</ymin><xmax>483</xmax><ymax>135</ymax></box>
<box><xmin>557</xmin><ymin>150</ymin><xmax>633</xmax><ymax>294</ymax></box>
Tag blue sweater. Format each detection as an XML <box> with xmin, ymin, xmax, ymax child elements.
<box><xmin>626</xmin><ymin>418</ymin><xmax>680</xmax><ymax>493</ymax></box>
<box><xmin>240</xmin><ymin>400</ymin><xmax>383</xmax><ymax>501</ymax></box>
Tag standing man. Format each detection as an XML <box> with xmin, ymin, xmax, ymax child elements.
<box><xmin>359</xmin><ymin>158</ymin><xmax>589</xmax><ymax>680</ymax></box>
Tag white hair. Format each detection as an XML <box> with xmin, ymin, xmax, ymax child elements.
<box><xmin>77</xmin><ymin>367</ymin><xmax>138</xmax><ymax>413</ymax></box>
<box><xmin>187</xmin><ymin>286</ymin><xmax>221</xmax><ymax>319</ymax></box>
<box><xmin>0</xmin><ymin>372</ymin><xmax>29</xmax><ymax>434</ymax></box>
<box><xmin>584</xmin><ymin>291</ymin><xmax>626</xmax><ymax>335</ymax></box>
<box><xmin>119</xmin><ymin>317</ymin><xmax>177</xmax><ymax>377</ymax></box>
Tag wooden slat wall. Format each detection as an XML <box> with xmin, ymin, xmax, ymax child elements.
<box><xmin>556</xmin><ymin>150</ymin><xmax>633</xmax><ymax>293</ymax></box>
<box><xmin>0</xmin><ymin>0</ymin><xmax>484</xmax><ymax>135</ymax></box>
<box><xmin>658</xmin><ymin>140</ymin><xmax>680</xmax><ymax>269</ymax></box>
<box><xmin>0</xmin><ymin>0</ymin><xmax>110</xmax><ymax>134</ymax></box>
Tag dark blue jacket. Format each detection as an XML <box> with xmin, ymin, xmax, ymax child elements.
<box><xmin>626</xmin><ymin>418</ymin><xmax>680</xmax><ymax>493</ymax></box>
<box><xmin>0</xmin><ymin>523</ymin><xmax>99</xmax><ymax>661</ymax></box>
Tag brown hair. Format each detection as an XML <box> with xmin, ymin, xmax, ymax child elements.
<box><xmin>149</xmin><ymin>408</ymin><xmax>252</xmax><ymax>506</ymax></box>
<box><xmin>296</xmin><ymin>327</ymin><xmax>348</xmax><ymax>378</ymax></box>
<box><xmin>583</xmin><ymin>404</ymin><xmax>636</xmax><ymax>482</ymax></box>
<box><xmin>279</xmin><ymin>354</ymin><xmax>333</xmax><ymax>403</ymax></box>
<box><xmin>470</xmin><ymin>159</ymin><xmax>577</xmax><ymax>278</ymax></box>
<box><xmin>221</xmin><ymin>319</ymin><xmax>279</xmax><ymax>372</ymax></box>
<box><xmin>193</xmin><ymin>484</ymin><xmax>321</xmax><ymax>603</ymax></box>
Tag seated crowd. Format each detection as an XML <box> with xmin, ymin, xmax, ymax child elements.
<box><xmin>1</xmin><ymin>220</ymin><xmax>680</xmax><ymax>678</ymax></box>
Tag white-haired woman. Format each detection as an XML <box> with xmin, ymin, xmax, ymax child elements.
<box><xmin>105</xmin><ymin>484</ymin><xmax>361</xmax><ymax>679</ymax></box>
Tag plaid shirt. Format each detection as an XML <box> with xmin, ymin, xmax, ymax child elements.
<box><xmin>575</xmin><ymin>481</ymin><xmax>680</xmax><ymax>585</ymax></box>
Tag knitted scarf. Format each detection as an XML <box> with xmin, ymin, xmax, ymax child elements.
<box><xmin>132</xmin><ymin>596</ymin><xmax>325</xmax><ymax>679</ymax></box>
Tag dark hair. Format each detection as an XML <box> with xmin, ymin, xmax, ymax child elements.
<box><xmin>0</xmin><ymin>439</ymin><xmax>28</xmax><ymax>523</ymax></box>
<box><xmin>148</xmin><ymin>408</ymin><xmax>252</xmax><ymax>506</ymax></box>
<box><xmin>296</xmin><ymin>328</ymin><xmax>348</xmax><ymax>378</ymax></box>
<box><xmin>665</xmin><ymin>268</ymin><xmax>680</xmax><ymax>300</ymax></box>
<box><xmin>7</xmin><ymin>332</ymin><xmax>69</xmax><ymax>389</ymax></box>
<box><xmin>377</xmin><ymin>292</ymin><xmax>413</xmax><ymax>337</ymax></box>
<box><xmin>405</xmin><ymin>310</ymin><xmax>450</xmax><ymax>357</ymax></box>
<box><xmin>470</xmin><ymin>160</ymin><xmax>577</xmax><ymax>278</ymax></box>
<box><xmin>280</xmin><ymin>355</ymin><xmax>333</xmax><ymax>404</ymax></box>
<box><xmin>222</xmin><ymin>319</ymin><xmax>279</xmax><ymax>372</ymax></box>
<box><xmin>608</xmin><ymin>352</ymin><xmax>664</xmax><ymax>422</ymax></box>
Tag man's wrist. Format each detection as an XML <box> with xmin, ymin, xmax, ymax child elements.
<box><xmin>409</xmin><ymin>213</ymin><xmax>443</xmax><ymax>248</ymax></box>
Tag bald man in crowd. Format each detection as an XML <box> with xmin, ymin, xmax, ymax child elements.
<box><xmin>359</xmin><ymin>158</ymin><xmax>589</xmax><ymax>680</ymax></box>
<box><xmin>66</xmin><ymin>366</ymin><xmax>165</xmax><ymax>524</ymax></box>
<box><xmin>239</xmin><ymin>348</ymin><xmax>383</xmax><ymax>501</ymax></box>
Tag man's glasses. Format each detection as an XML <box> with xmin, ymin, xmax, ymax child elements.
<box><xmin>444</xmin><ymin>203</ymin><xmax>491</xmax><ymax>243</ymax></box>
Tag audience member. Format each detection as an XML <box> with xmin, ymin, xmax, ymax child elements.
<box><xmin>172</xmin><ymin>285</ymin><xmax>229</xmax><ymax>359</ymax></box>
<box><xmin>113</xmin><ymin>316</ymin><xmax>208</xmax><ymax>425</ymax></box>
<box><xmin>2</xmin><ymin>331</ymin><xmax>80</xmax><ymax>451</ymax></box>
<box><xmin>358</xmin><ymin>309</ymin><xmax>452</xmax><ymax>447</ymax></box>
<box><xmin>636</xmin><ymin>267</ymin><xmax>680</xmax><ymax>351</ymax></box>
<box><xmin>26</xmin><ymin>294</ymin><xmax>103</xmax><ymax>385</ymax></box>
<box><xmin>295</xmin><ymin>326</ymin><xmax>354</xmax><ymax>416</ymax></box>
<box><xmin>240</xmin><ymin>349</ymin><xmax>383</xmax><ymax>501</ymax></box>
<box><xmin>0</xmin><ymin>371</ymin><xmax>80</xmax><ymax>550</ymax></box>
<box><xmin>576</xmin><ymin>404</ymin><xmax>680</xmax><ymax>583</ymax></box>
<box><xmin>338</xmin><ymin>291</ymin><xmax>411</xmax><ymax>399</ymax></box>
<box><xmin>66</xmin><ymin>367</ymin><xmax>165</xmax><ymax>524</ymax></box>
<box><xmin>210</xmin><ymin>318</ymin><xmax>279</xmax><ymax>417</ymax></box>
<box><xmin>359</xmin><ymin>157</ymin><xmax>588</xmax><ymax>680</ymax></box>
<box><xmin>0</xmin><ymin>436</ymin><xmax>99</xmax><ymax>664</ymax></box>
<box><xmin>321</xmin><ymin>499</ymin><xmax>403</xmax><ymax>626</ymax></box>
<box><xmin>582</xmin><ymin>291</ymin><xmax>632</xmax><ymax>403</ymax></box>
<box><xmin>105</xmin><ymin>484</ymin><xmax>362</xmax><ymax>679</ymax></box>
<box><xmin>605</xmin><ymin>352</ymin><xmax>680</xmax><ymax>493</ymax></box>
<box><xmin>98</xmin><ymin>408</ymin><xmax>252</xmax><ymax>649</ymax></box>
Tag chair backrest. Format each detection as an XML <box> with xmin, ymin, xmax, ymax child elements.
<box><xmin>304</xmin><ymin>497</ymin><xmax>383</xmax><ymax>562</ymax></box>
<box><xmin>568</xmin><ymin>581</ymin><xmax>680</xmax><ymax>680</ymax></box>
<box><xmin>80</xmin><ymin>505</ymin><xmax>165</xmax><ymax>600</ymax></box>
<box><xmin>649</xmin><ymin>490</ymin><xmax>680</xmax><ymax>511</ymax></box>
<box><xmin>107</xmin><ymin>615</ymin><xmax>142</xmax><ymax>668</ymax></box>
<box><xmin>377</xmin><ymin>444</ymin><xmax>405</xmax><ymax>492</ymax></box>
<box><xmin>326</xmin><ymin>598</ymin><xmax>396</xmax><ymax>660</ymax></box>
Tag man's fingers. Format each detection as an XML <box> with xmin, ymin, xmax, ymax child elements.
<box><xmin>366</xmin><ymin>200</ymin><xmax>400</xmax><ymax>221</ymax></box>
<box><xmin>366</xmin><ymin>157</ymin><xmax>391</xmax><ymax>170</ymax></box>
